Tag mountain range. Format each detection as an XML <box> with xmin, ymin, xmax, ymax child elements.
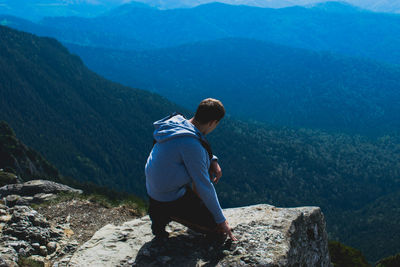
<box><xmin>2</xmin><ymin>2</ymin><xmax>400</xmax><ymax>66</ymax></box>
<box><xmin>2</xmin><ymin>0</ymin><xmax>400</xmax><ymax>19</ymax></box>
<box><xmin>3</xmin><ymin>2</ymin><xmax>400</xmax><ymax>137</ymax></box>
<box><xmin>129</xmin><ymin>0</ymin><xmax>400</xmax><ymax>13</ymax></box>
<box><xmin>66</xmin><ymin>38</ymin><xmax>400</xmax><ymax>136</ymax></box>
<box><xmin>0</xmin><ymin>0</ymin><xmax>130</xmax><ymax>21</ymax></box>
<box><xmin>1</xmin><ymin>25</ymin><xmax>400</xmax><ymax>261</ymax></box>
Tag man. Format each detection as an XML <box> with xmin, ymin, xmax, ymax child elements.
<box><xmin>145</xmin><ymin>98</ymin><xmax>236</xmax><ymax>241</ymax></box>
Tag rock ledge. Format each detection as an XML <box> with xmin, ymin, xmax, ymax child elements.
<box><xmin>67</xmin><ymin>204</ymin><xmax>331</xmax><ymax>267</ymax></box>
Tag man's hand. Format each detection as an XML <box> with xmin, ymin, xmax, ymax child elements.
<box><xmin>209</xmin><ymin>160</ymin><xmax>222</xmax><ymax>183</ymax></box>
<box><xmin>217</xmin><ymin>220</ymin><xmax>237</xmax><ymax>241</ymax></box>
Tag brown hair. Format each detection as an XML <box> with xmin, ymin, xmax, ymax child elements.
<box><xmin>194</xmin><ymin>98</ymin><xmax>225</xmax><ymax>124</ymax></box>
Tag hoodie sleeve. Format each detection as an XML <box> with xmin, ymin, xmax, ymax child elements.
<box><xmin>179</xmin><ymin>137</ymin><xmax>226</xmax><ymax>224</ymax></box>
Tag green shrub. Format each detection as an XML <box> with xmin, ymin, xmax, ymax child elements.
<box><xmin>329</xmin><ymin>240</ymin><xmax>371</xmax><ymax>267</ymax></box>
<box><xmin>0</xmin><ymin>170</ymin><xmax>18</xmax><ymax>186</ymax></box>
<box><xmin>376</xmin><ymin>252</ymin><xmax>400</xmax><ymax>267</ymax></box>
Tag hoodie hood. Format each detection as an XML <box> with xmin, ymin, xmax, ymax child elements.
<box><xmin>153</xmin><ymin>114</ymin><xmax>203</xmax><ymax>143</ymax></box>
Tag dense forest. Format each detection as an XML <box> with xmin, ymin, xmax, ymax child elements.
<box><xmin>0</xmin><ymin>25</ymin><xmax>181</xmax><ymax>196</ymax></box>
<box><xmin>66</xmin><ymin>38</ymin><xmax>400</xmax><ymax>136</ymax></box>
<box><xmin>0</xmin><ymin>121</ymin><xmax>59</xmax><ymax>182</ymax></box>
<box><xmin>0</xmin><ymin>26</ymin><xmax>399</xmax><ymax>261</ymax></box>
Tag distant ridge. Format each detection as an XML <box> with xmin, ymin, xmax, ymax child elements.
<box><xmin>309</xmin><ymin>1</ymin><xmax>365</xmax><ymax>12</ymax></box>
<box><xmin>33</xmin><ymin>2</ymin><xmax>400</xmax><ymax>65</ymax></box>
<box><xmin>66</xmin><ymin>37</ymin><xmax>400</xmax><ymax>136</ymax></box>
<box><xmin>116</xmin><ymin>0</ymin><xmax>400</xmax><ymax>13</ymax></box>
<box><xmin>0</xmin><ymin>0</ymin><xmax>127</xmax><ymax>20</ymax></box>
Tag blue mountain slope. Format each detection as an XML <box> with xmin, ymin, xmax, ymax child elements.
<box><xmin>33</xmin><ymin>2</ymin><xmax>400</xmax><ymax>65</ymax></box>
<box><xmin>66</xmin><ymin>38</ymin><xmax>400</xmax><ymax>136</ymax></box>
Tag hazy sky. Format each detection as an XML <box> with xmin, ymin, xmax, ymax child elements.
<box><xmin>0</xmin><ymin>0</ymin><xmax>399</xmax><ymax>17</ymax></box>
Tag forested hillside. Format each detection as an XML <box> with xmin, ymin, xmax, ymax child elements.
<box><xmin>66</xmin><ymin>38</ymin><xmax>400</xmax><ymax>136</ymax></box>
<box><xmin>1</xmin><ymin>25</ymin><xmax>399</xmax><ymax>261</ymax></box>
<box><xmin>0</xmin><ymin>25</ymin><xmax>181</xmax><ymax>195</ymax></box>
<box><xmin>0</xmin><ymin>121</ymin><xmax>59</xmax><ymax>182</ymax></box>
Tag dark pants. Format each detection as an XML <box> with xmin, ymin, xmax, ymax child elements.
<box><xmin>148</xmin><ymin>187</ymin><xmax>218</xmax><ymax>237</ymax></box>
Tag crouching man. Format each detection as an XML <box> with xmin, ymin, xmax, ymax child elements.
<box><xmin>145</xmin><ymin>98</ymin><xmax>236</xmax><ymax>241</ymax></box>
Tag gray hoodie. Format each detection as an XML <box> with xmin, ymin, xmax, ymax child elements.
<box><xmin>145</xmin><ymin>114</ymin><xmax>225</xmax><ymax>223</ymax></box>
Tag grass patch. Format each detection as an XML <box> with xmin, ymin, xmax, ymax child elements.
<box><xmin>0</xmin><ymin>170</ymin><xmax>18</xmax><ymax>187</ymax></box>
<box><xmin>32</xmin><ymin>191</ymin><xmax>147</xmax><ymax>216</ymax></box>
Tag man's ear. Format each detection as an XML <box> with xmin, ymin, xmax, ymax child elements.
<box><xmin>208</xmin><ymin>120</ymin><xmax>218</xmax><ymax>126</ymax></box>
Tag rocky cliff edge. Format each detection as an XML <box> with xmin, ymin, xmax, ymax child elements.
<box><xmin>67</xmin><ymin>204</ymin><xmax>331</xmax><ymax>267</ymax></box>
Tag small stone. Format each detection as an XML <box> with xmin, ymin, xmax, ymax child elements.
<box><xmin>233</xmin><ymin>247</ymin><xmax>245</xmax><ymax>255</ymax></box>
<box><xmin>16</xmin><ymin>197</ymin><xmax>33</xmax><ymax>206</ymax></box>
<box><xmin>4</xmin><ymin>195</ymin><xmax>20</xmax><ymax>207</ymax></box>
<box><xmin>32</xmin><ymin>242</ymin><xmax>40</xmax><ymax>250</ymax></box>
<box><xmin>127</xmin><ymin>259</ymin><xmax>134</xmax><ymax>264</ymax></box>
<box><xmin>64</xmin><ymin>228</ymin><xmax>74</xmax><ymax>238</ymax></box>
<box><xmin>0</xmin><ymin>214</ymin><xmax>11</xmax><ymax>222</ymax></box>
<box><xmin>19</xmin><ymin>247</ymin><xmax>27</xmax><ymax>257</ymax></box>
<box><xmin>39</xmin><ymin>245</ymin><xmax>47</xmax><ymax>256</ymax></box>
<box><xmin>0</xmin><ymin>258</ymin><xmax>8</xmax><ymax>267</ymax></box>
<box><xmin>222</xmin><ymin>250</ymin><xmax>230</xmax><ymax>256</ymax></box>
<box><xmin>47</xmin><ymin>242</ymin><xmax>57</xmax><ymax>254</ymax></box>
<box><xmin>33</xmin><ymin>193</ymin><xmax>57</xmax><ymax>203</ymax></box>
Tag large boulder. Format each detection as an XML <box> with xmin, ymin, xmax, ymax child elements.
<box><xmin>66</xmin><ymin>204</ymin><xmax>332</xmax><ymax>266</ymax></box>
<box><xmin>0</xmin><ymin>180</ymin><xmax>82</xmax><ymax>198</ymax></box>
<box><xmin>0</xmin><ymin>180</ymin><xmax>82</xmax><ymax>207</ymax></box>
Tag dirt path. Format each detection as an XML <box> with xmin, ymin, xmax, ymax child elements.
<box><xmin>37</xmin><ymin>199</ymin><xmax>140</xmax><ymax>246</ymax></box>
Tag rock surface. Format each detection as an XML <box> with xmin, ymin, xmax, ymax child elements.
<box><xmin>0</xmin><ymin>180</ymin><xmax>85</xmax><ymax>266</ymax></box>
<box><xmin>0</xmin><ymin>204</ymin><xmax>67</xmax><ymax>266</ymax></box>
<box><xmin>0</xmin><ymin>180</ymin><xmax>82</xmax><ymax>207</ymax></box>
<box><xmin>67</xmin><ymin>204</ymin><xmax>332</xmax><ymax>267</ymax></box>
<box><xmin>0</xmin><ymin>180</ymin><xmax>82</xmax><ymax>198</ymax></box>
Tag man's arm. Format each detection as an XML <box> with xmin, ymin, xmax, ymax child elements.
<box><xmin>180</xmin><ymin>139</ymin><xmax>225</xmax><ymax>222</ymax></box>
<box><xmin>180</xmin><ymin>138</ymin><xmax>236</xmax><ymax>240</ymax></box>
